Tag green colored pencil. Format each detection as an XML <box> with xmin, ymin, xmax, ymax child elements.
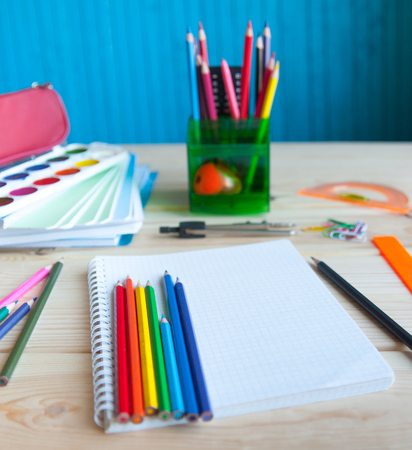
<box><xmin>0</xmin><ymin>258</ymin><xmax>64</xmax><ymax>386</ymax></box>
<box><xmin>0</xmin><ymin>301</ymin><xmax>18</xmax><ymax>323</ymax></box>
<box><xmin>145</xmin><ymin>281</ymin><xmax>171</xmax><ymax>420</ymax></box>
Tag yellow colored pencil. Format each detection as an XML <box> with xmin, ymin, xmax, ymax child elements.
<box><xmin>135</xmin><ymin>281</ymin><xmax>158</xmax><ymax>416</ymax></box>
<box><xmin>260</xmin><ymin>60</ymin><xmax>279</xmax><ymax>119</ymax></box>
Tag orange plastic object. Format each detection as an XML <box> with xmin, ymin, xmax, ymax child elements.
<box><xmin>372</xmin><ymin>236</ymin><xmax>412</xmax><ymax>294</ymax></box>
<box><xmin>298</xmin><ymin>182</ymin><xmax>412</xmax><ymax>214</ymax></box>
<box><xmin>193</xmin><ymin>162</ymin><xmax>223</xmax><ymax>195</ymax></box>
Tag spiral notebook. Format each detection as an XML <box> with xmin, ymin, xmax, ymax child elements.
<box><xmin>87</xmin><ymin>240</ymin><xmax>395</xmax><ymax>433</ymax></box>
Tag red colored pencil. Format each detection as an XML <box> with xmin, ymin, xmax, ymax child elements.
<box><xmin>221</xmin><ymin>58</ymin><xmax>240</xmax><ymax>119</ymax></box>
<box><xmin>240</xmin><ymin>20</ymin><xmax>253</xmax><ymax>119</ymax></box>
<box><xmin>198</xmin><ymin>22</ymin><xmax>209</xmax><ymax>66</ymax></box>
<box><xmin>201</xmin><ymin>61</ymin><xmax>217</xmax><ymax>120</ymax></box>
<box><xmin>125</xmin><ymin>276</ymin><xmax>145</xmax><ymax>424</ymax></box>
<box><xmin>254</xmin><ymin>52</ymin><xmax>275</xmax><ymax>118</ymax></box>
<box><xmin>115</xmin><ymin>282</ymin><xmax>130</xmax><ymax>423</ymax></box>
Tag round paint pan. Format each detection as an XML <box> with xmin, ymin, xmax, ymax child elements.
<box><xmin>47</xmin><ymin>156</ymin><xmax>70</xmax><ymax>163</ymax></box>
<box><xmin>75</xmin><ymin>159</ymin><xmax>99</xmax><ymax>167</ymax></box>
<box><xmin>26</xmin><ymin>164</ymin><xmax>50</xmax><ymax>171</ymax></box>
<box><xmin>0</xmin><ymin>197</ymin><xmax>13</xmax><ymax>206</ymax></box>
<box><xmin>55</xmin><ymin>168</ymin><xmax>80</xmax><ymax>176</ymax></box>
<box><xmin>4</xmin><ymin>173</ymin><xmax>29</xmax><ymax>180</ymax></box>
<box><xmin>33</xmin><ymin>177</ymin><xmax>60</xmax><ymax>186</ymax></box>
<box><xmin>9</xmin><ymin>187</ymin><xmax>37</xmax><ymax>196</ymax></box>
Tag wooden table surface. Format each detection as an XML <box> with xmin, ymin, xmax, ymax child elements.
<box><xmin>1</xmin><ymin>143</ymin><xmax>412</xmax><ymax>449</ymax></box>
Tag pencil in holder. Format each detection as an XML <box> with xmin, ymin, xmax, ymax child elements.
<box><xmin>186</xmin><ymin>117</ymin><xmax>270</xmax><ymax>214</ymax></box>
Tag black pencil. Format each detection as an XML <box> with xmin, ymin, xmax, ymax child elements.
<box><xmin>311</xmin><ymin>257</ymin><xmax>412</xmax><ymax>350</ymax></box>
<box><xmin>255</xmin><ymin>34</ymin><xmax>264</xmax><ymax>101</ymax></box>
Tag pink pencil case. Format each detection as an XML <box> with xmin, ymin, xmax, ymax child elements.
<box><xmin>0</xmin><ymin>83</ymin><xmax>70</xmax><ymax>167</ymax></box>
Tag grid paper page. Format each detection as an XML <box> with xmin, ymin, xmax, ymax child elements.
<box><xmin>96</xmin><ymin>240</ymin><xmax>394</xmax><ymax>430</ymax></box>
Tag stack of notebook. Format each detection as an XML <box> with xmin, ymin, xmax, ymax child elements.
<box><xmin>0</xmin><ymin>142</ymin><xmax>155</xmax><ymax>247</ymax></box>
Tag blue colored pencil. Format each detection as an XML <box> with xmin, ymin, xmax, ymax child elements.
<box><xmin>186</xmin><ymin>27</ymin><xmax>200</xmax><ymax>121</ymax></box>
<box><xmin>0</xmin><ymin>298</ymin><xmax>37</xmax><ymax>340</ymax></box>
<box><xmin>175</xmin><ymin>279</ymin><xmax>213</xmax><ymax>421</ymax></box>
<box><xmin>159</xmin><ymin>315</ymin><xmax>185</xmax><ymax>420</ymax></box>
<box><xmin>263</xmin><ymin>21</ymin><xmax>271</xmax><ymax>68</ymax></box>
<box><xmin>163</xmin><ymin>271</ymin><xmax>199</xmax><ymax>422</ymax></box>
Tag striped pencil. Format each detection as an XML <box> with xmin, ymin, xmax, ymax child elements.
<box><xmin>198</xmin><ymin>21</ymin><xmax>209</xmax><ymax>66</ymax></box>
<box><xmin>135</xmin><ymin>281</ymin><xmax>158</xmax><ymax>416</ymax></box>
<box><xmin>196</xmin><ymin>54</ymin><xmax>209</xmax><ymax>119</ymax></box>
<box><xmin>125</xmin><ymin>276</ymin><xmax>145</xmax><ymax>424</ymax></box>
<box><xmin>186</xmin><ymin>27</ymin><xmax>200</xmax><ymax>120</ymax></box>
<box><xmin>263</xmin><ymin>21</ymin><xmax>271</xmax><ymax>68</ymax></box>
<box><xmin>240</xmin><ymin>20</ymin><xmax>253</xmax><ymax>119</ymax></box>
<box><xmin>201</xmin><ymin>61</ymin><xmax>217</xmax><ymax>120</ymax></box>
<box><xmin>163</xmin><ymin>271</ymin><xmax>199</xmax><ymax>422</ymax></box>
<box><xmin>160</xmin><ymin>315</ymin><xmax>185</xmax><ymax>419</ymax></box>
<box><xmin>175</xmin><ymin>279</ymin><xmax>213</xmax><ymax>421</ymax></box>
<box><xmin>114</xmin><ymin>282</ymin><xmax>130</xmax><ymax>423</ymax></box>
<box><xmin>145</xmin><ymin>282</ymin><xmax>172</xmax><ymax>421</ymax></box>
<box><xmin>0</xmin><ymin>257</ymin><xmax>63</xmax><ymax>386</ymax></box>
<box><xmin>0</xmin><ymin>301</ymin><xmax>18</xmax><ymax>323</ymax></box>
<box><xmin>221</xmin><ymin>58</ymin><xmax>240</xmax><ymax>120</ymax></box>
<box><xmin>255</xmin><ymin>34</ymin><xmax>264</xmax><ymax>101</ymax></box>
<box><xmin>0</xmin><ymin>263</ymin><xmax>53</xmax><ymax>308</ymax></box>
<box><xmin>0</xmin><ymin>298</ymin><xmax>36</xmax><ymax>341</ymax></box>
<box><xmin>260</xmin><ymin>60</ymin><xmax>280</xmax><ymax>119</ymax></box>
<box><xmin>254</xmin><ymin>52</ymin><xmax>275</xmax><ymax>118</ymax></box>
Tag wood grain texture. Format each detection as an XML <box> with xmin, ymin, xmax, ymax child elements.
<box><xmin>0</xmin><ymin>142</ymin><xmax>412</xmax><ymax>448</ymax></box>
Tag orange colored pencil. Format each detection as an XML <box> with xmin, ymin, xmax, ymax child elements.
<box><xmin>240</xmin><ymin>20</ymin><xmax>253</xmax><ymax>119</ymax></box>
<box><xmin>125</xmin><ymin>276</ymin><xmax>145</xmax><ymax>423</ymax></box>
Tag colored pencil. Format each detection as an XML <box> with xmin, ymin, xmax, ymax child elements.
<box><xmin>221</xmin><ymin>58</ymin><xmax>240</xmax><ymax>120</ymax></box>
<box><xmin>0</xmin><ymin>301</ymin><xmax>18</xmax><ymax>323</ymax></box>
<box><xmin>186</xmin><ymin>27</ymin><xmax>200</xmax><ymax>121</ymax></box>
<box><xmin>240</xmin><ymin>20</ymin><xmax>253</xmax><ymax>119</ymax></box>
<box><xmin>145</xmin><ymin>282</ymin><xmax>171</xmax><ymax>421</ymax></box>
<box><xmin>201</xmin><ymin>61</ymin><xmax>217</xmax><ymax>120</ymax></box>
<box><xmin>159</xmin><ymin>315</ymin><xmax>185</xmax><ymax>419</ymax></box>
<box><xmin>255</xmin><ymin>34</ymin><xmax>264</xmax><ymax>101</ymax></box>
<box><xmin>125</xmin><ymin>276</ymin><xmax>145</xmax><ymax>424</ymax></box>
<box><xmin>135</xmin><ymin>281</ymin><xmax>158</xmax><ymax>416</ymax></box>
<box><xmin>198</xmin><ymin>21</ymin><xmax>209</xmax><ymax>66</ymax></box>
<box><xmin>114</xmin><ymin>282</ymin><xmax>130</xmax><ymax>422</ymax></box>
<box><xmin>0</xmin><ymin>263</ymin><xmax>53</xmax><ymax>308</ymax></box>
<box><xmin>263</xmin><ymin>21</ymin><xmax>271</xmax><ymax>68</ymax></box>
<box><xmin>0</xmin><ymin>257</ymin><xmax>63</xmax><ymax>387</ymax></box>
<box><xmin>196</xmin><ymin>54</ymin><xmax>209</xmax><ymax>119</ymax></box>
<box><xmin>312</xmin><ymin>257</ymin><xmax>412</xmax><ymax>350</ymax></box>
<box><xmin>254</xmin><ymin>52</ymin><xmax>275</xmax><ymax>118</ymax></box>
<box><xmin>0</xmin><ymin>298</ymin><xmax>36</xmax><ymax>340</ymax></box>
<box><xmin>163</xmin><ymin>271</ymin><xmax>199</xmax><ymax>422</ymax></box>
<box><xmin>175</xmin><ymin>279</ymin><xmax>213</xmax><ymax>421</ymax></box>
<box><xmin>260</xmin><ymin>60</ymin><xmax>279</xmax><ymax>119</ymax></box>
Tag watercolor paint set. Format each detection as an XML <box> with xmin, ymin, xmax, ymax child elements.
<box><xmin>0</xmin><ymin>142</ymin><xmax>128</xmax><ymax>217</ymax></box>
<box><xmin>0</xmin><ymin>142</ymin><xmax>155</xmax><ymax>247</ymax></box>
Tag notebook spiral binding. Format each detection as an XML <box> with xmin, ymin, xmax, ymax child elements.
<box><xmin>88</xmin><ymin>258</ymin><xmax>115</xmax><ymax>428</ymax></box>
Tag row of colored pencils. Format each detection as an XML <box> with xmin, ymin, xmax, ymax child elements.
<box><xmin>187</xmin><ymin>21</ymin><xmax>280</xmax><ymax>121</ymax></box>
<box><xmin>0</xmin><ymin>259</ymin><xmax>64</xmax><ymax>386</ymax></box>
<box><xmin>114</xmin><ymin>272</ymin><xmax>212</xmax><ymax>424</ymax></box>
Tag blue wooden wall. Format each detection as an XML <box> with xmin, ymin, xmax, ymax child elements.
<box><xmin>0</xmin><ymin>0</ymin><xmax>411</xmax><ymax>143</ymax></box>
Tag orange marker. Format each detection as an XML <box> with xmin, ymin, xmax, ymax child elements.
<box><xmin>372</xmin><ymin>236</ymin><xmax>412</xmax><ymax>295</ymax></box>
<box><xmin>125</xmin><ymin>276</ymin><xmax>145</xmax><ymax>423</ymax></box>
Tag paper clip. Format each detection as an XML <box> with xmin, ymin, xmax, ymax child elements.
<box><xmin>322</xmin><ymin>219</ymin><xmax>368</xmax><ymax>243</ymax></box>
<box><xmin>160</xmin><ymin>221</ymin><xmax>296</xmax><ymax>238</ymax></box>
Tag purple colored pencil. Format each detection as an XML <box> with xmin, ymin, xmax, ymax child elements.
<box><xmin>0</xmin><ymin>298</ymin><xmax>37</xmax><ymax>340</ymax></box>
<box><xmin>263</xmin><ymin>21</ymin><xmax>271</xmax><ymax>68</ymax></box>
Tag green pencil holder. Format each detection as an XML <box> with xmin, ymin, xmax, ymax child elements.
<box><xmin>186</xmin><ymin>117</ymin><xmax>270</xmax><ymax>214</ymax></box>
